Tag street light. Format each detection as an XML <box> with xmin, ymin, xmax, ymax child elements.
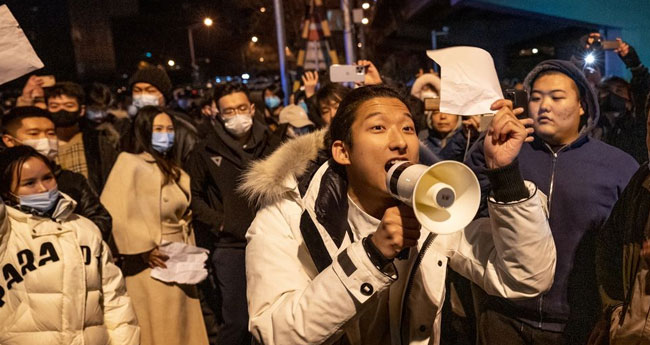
<box><xmin>167</xmin><ymin>59</ymin><xmax>176</xmax><ymax>67</ymax></box>
<box><xmin>362</xmin><ymin>2</ymin><xmax>370</xmax><ymax>9</ymax></box>
<box><xmin>361</xmin><ymin>17</ymin><xmax>369</xmax><ymax>25</ymax></box>
<box><xmin>188</xmin><ymin>17</ymin><xmax>213</xmax><ymax>84</ymax></box>
<box><xmin>251</xmin><ymin>36</ymin><xmax>259</xmax><ymax>43</ymax></box>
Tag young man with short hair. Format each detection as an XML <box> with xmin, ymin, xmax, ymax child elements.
<box><xmin>1</xmin><ymin>106</ymin><xmax>112</xmax><ymax>239</ymax></box>
<box><xmin>467</xmin><ymin>60</ymin><xmax>639</xmax><ymax>344</ymax></box>
<box><xmin>45</xmin><ymin>82</ymin><xmax>122</xmax><ymax>194</ymax></box>
<box><xmin>240</xmin><ymin>85</ymin><xmax>556</xmax><ymax>345</ymax></box>
<box><xmin>186</xmin><ymin>81</ymin><xmax>283</xmax><ymax>345</ymax></box>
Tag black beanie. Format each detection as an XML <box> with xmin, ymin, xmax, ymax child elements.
<box><xmin>129</xmin><ymin>67</ymin><xmax>173</xmax><ymax>99</ymax></box>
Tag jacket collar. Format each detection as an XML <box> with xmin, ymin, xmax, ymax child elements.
<box><xmin>298</xmin><ymin>161</ymin><xmax>352</xmax><ymax>272</ymax></box>
<box><xmin>529</xmin><ymin>133</ymin><xmax>589</xmax><ymax>154</ymax></box>
<box><xmin>7</xmin><ymin>193</ymin><xmax>78</xmax><ymax>235</ymax></box>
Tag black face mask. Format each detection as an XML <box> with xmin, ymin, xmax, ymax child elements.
<box><xmin>50</xmin><ymin>110</ymin><xmax>81</xmax><ymax>127</ymax></box>
<box><xmin>600</xmin><ymin>92</ymin><xmax>628</xmax><ymax>115</ymax></box>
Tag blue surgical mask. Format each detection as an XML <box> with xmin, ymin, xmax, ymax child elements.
<box><xmin>265</xmin><ymin>96</ymin><xmax>281</xmax><ymax>109</ymax></box>
<box><xmin>298</xmin><ymin>101</ymin><xmax>309</xmax><ymax>114</ymax></box>
<box><xmin>19</xmin><ymin>187</ymin><xmax>60</xmax><ymax>213</ymax></box>
<box><xmin>86</xmin><ymin>108</ymin><xmax>108</xmax><ymax>122</ymax></box>
<box><xmin>152</xmin><ymin>132</ymin><xmax>175</xmax><ymax>153</ymax></box>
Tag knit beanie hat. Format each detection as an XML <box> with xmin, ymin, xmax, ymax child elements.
<box><xmin>129</xmin><ymin>67</ymin><xmax>173</xmax><ymax>99</ymax></box>
<box><xmin>523</xmin><ymin>59</ymin><xmax>599</xmax><ymax>134</ymax></box>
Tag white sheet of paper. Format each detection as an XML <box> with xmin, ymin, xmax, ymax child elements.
<box><xmin>427</xmin><ymin>47</ymin><xmax>503</xmax><ymax>116</ymax></box>
<box><xmin>150</xmin><ymin>241</ymin><xmax>209</xmax><ymax>285</ymax></box>
<box><xmin>0</xmin><ymin>5</ymin><xmax>44</xmax><ymax>86</ymax></box>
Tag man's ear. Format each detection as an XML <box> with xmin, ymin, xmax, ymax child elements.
<box><xmin>579</xmin><ymin>103</ymin><xmax>585</xmax><ymax>117</ymax></box>
<box><xmin>250</xmin><ymin>102</ymin><xmax>256</xmax><ymax>115</ymax></box>
<box><xmin>2</xmin><ymin>134</ymin><xmax>16</xmax><ymax>148</ymax></box>
<box><xmin>79</xmin><ymin>105</ymin><xmax>86</xmax><ymax>117</ymax></box>
<box><xmin>331</xmin><ymin>140</ymin><xmax>351</xmax><ymax>166</ymax></box>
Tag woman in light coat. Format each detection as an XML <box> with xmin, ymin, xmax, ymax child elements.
<box><xmin>0</xmin><ymin>146</ymin><xmax>139</xmax><ymax>345</ymax></box>
<box><xmin>101</xmin><ymin>106</ymin><xmax>208</xmax><ymax>345</ymax></box>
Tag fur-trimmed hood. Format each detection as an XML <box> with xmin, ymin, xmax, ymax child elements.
<box><xmin>239</xmin><ymin>129</ymin><xmax>328</xmax><ymax>208</ymax></box>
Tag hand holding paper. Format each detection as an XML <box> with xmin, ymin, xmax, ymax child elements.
<box><xmin>484</xmin><ymin>99</ymin><xmax>535</xmax><ymax>169</ymax></box>
<box><xmin>426</xmin><ymin>47</ymin><xmax>503</xmax><ymax>116</ymax></box>
<box><xmin>150</xmin><ymin>241</ymin><xmax>210</xmax><ymax>285</ymax></box>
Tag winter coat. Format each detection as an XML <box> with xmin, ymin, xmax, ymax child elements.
<box><xmin>597</xmin><ymin>164</ymin><xmax>650</xmax><ymax>343</ymax></box>
<box><xmin>79</xmin><ymin>118</ymin><xmax>124</xmax><ymax>195</ymax></box>
<box><xmin>466</xmin><ymin>60</ymin><xmax>639</xmax><ymax>339</ymax></box>
<box><xmin>418</xmin><ymin>127</ymin><xmax>460</xmax><ymax>156</ymax></box>
<box><xmin>186</xmin><ymin>118</ymin><xmax>283</xmax><ymax>249</ymax></box>
<box><xmin>100</xmin><ymin>152</ymin><xmax>191</xmax><ymax>255</ymax></box>
<box><xmin>0</xmin><ymin>194</ymin><xmax>139</xmax><ymax>345</ymax></box>
<box><xmin>55</xmin><ymin>165</ymin><xmax>112</xmax><ymax>241</ymax></box>
<box><xmin>239</xmin><ymin>131</ymin><xmax>556</xmax><ymax>345</ymax></box>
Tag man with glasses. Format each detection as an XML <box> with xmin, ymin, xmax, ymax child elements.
<box><xmin>186</xmin><ymin>81</ymin><xmax>283</xmax><ymax>345</ymax></box>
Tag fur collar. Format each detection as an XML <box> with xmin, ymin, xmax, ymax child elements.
<box><xmin>239</xmin><ymin>129</ymin><xmax>327</xmax><ymax>208</ymax></box>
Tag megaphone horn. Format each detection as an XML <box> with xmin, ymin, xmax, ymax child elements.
<box><xmin>385</xmin><ymin>160</ymin><xmax>480</xmax><ymax>235</ymax></box>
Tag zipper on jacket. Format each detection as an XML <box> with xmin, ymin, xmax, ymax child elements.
<box><xmin>543</xmin><ymin>143</ymin><xmax>567</xmax><ymax>214</ymax></box>
<box><xmin>399</xmin><ymin>232</ymin><xmax>435</xmax><ymax>345</ymax></box>
<box><xmin>538</xmin><ymin>143</ymin><xmax>566</xmax><ymax>328</ymax></box>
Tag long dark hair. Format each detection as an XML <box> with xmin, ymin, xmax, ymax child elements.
<box><xmin>0</xmin><ymin>146</ymin><xmax>56</xmax><ymax>203</ymax></box>
<box><xmin>131</xmin><ymin>105</ymin><xmax>180</xmax><ymax>185</ymax></box>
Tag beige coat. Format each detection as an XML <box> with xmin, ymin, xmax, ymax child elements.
<box><xmin>100</xmin><ymin>152</ymin><xmax>191</xmax><ymax>255</ymax></box>
<box><xmin>101</xmin><ymin>152</ymin><xmax>207</xmax><ymax>345</ymax></box>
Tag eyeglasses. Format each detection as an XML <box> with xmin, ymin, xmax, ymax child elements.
<box><xmin>221</xmin><ymin>104</ymin><xmax>251</xmax><ymax>117</ymax></box>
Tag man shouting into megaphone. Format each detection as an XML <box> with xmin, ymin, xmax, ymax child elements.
<box><xmin>239</xmin><ymin>85</ymin><xmax>556</xmax><ymax>345</ymax></box>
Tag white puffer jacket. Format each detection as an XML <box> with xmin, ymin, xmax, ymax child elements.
<box><xmin>0</xmin><ymin>194</ymin><xmax>140</xmax><ymax>345</ymax></box>
<box><xmin>240</xmin><ymin>131</ymin><xmax>557</xmax><ymax>345</ymax></box>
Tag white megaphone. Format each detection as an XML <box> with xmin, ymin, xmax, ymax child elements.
<box><xmin>386</xmin><ymin>160</ymin><xmax>480</xmax><ymax>234</ymax></box>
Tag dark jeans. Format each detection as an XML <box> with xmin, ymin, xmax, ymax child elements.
<box><xmin>478</xmin><ymin>309</ymin><xmax>565</xmax><ymax>345</ymax></box>
<box><xmin>213</xmin><ymin>247</ymin><xmax>251</xmax><ymax>345</ymax></box>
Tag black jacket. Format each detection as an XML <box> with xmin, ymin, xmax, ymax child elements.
<box><xmin>186</xmin><ymin>119</ymin><xmax>283</xmax><ymax>249</ymax></box>
<box><xmin>54</xmin><ymin>164</ymin><xmax>112</xmax><ymax>241</ymax></box>
<box><xmin>597</xmin><ymin>164</ymin><xmax>650</xmax><ymax>306</ymax></box>
<box><xmin>79</xmin><ymin>118</ymin><xmax>124</xmax><ymax>194</ymax></box>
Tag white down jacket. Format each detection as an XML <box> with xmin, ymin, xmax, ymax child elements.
<box><xmin>240</xmin><ymin>131</ymin><xmax>557</xmax><ymax>345</ymax></box>
<box><xmin>0</xmin><ymin>194</ymin><xmax>140</xmax><ymax>345</ymax></box>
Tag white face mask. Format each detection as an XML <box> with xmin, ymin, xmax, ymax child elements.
<box><xmin>223</xmin><ymin>114</ymin><xmax>253</xmax><ymax>138</ymax></box>
<box><xmin>133</xmin><ymin>93</ymin><xmax>160</xmax><ymax>108</ymax></box>
<box><xmin>21</xmin><ymin>138</ymin><xmax>59</xmax><ymax>160</ymax></box>
<box><xmin>420</xmin><ymin>91</ymin><xmax>438</xmax><ymax>101</ymax></box>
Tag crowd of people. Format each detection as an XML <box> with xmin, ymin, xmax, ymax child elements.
<box><xmin>0</xmin><ymin>30</ymin><xmax>648</xmax><ymax>345</ymax></box>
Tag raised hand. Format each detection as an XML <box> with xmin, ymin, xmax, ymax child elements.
<box><xmin>357</xmin><ymin>60</ymin><xmax>383</xmax><ymax>86</ymax></box>
<box><xmin>301</xmin><ymin>71</ymin><xmax>319</xmax><ymax>98</ymax></box>
<box><xmin>484</xmin><ymin>99</ymin><xmax>534</xmax><ymax>169</ymax></box>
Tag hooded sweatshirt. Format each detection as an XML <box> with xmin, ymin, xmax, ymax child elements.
<box><xmin>466</xmin><ymin>60</ymin><xmax>639</xmax><ymax>340</ymax></box>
